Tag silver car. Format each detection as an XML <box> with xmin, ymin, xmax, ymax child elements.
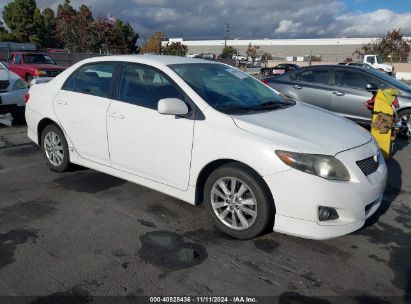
<box><xmin>264</xmin><ymin>65</ymin><xmax>411</xmax><ymax>137</ymax></box>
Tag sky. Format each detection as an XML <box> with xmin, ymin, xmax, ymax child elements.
<box><xmin>1</xmin><ymin>0</ymin><xmax>411</xmax><ymax>40</ymax></box>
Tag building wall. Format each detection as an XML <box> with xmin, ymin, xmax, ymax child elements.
<box><xmin>164</xmin><ymin>37</ymin><xmax>411</xmax><ymax>62</ymax></box>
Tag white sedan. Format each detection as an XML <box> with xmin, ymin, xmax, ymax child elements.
<box><xmin>0</xmin><ymin>61</ymin><xmax>28</xmax><ymax>113</ymax></box>
<box><xmin>25</xmin><ymin>55</ymin><xmax>388</xmax><ymax>240</ymax></box>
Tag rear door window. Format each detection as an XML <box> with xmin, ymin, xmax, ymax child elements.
<box><xmin>75</xmin><ymin>63</ymin><xmax>116</xmax><ymax>98</ymax></box>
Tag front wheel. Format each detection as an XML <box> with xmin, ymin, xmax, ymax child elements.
<box><xmin>204</xmin><ymin>163</ymin><xmax>274</xmax><ymax>239</ymax></box>
<box><xmin>41</xmin><ymin>124</ymin><xmax>71</xmax><ymax>172</ymax></box>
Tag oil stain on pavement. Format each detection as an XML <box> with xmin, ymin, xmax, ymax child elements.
<box><xmin>0</xmin><ymin>228</ymin><xmax>39</xmax><ymax>270</ymax></box>
<box><xmin>138</xmin><ymin>231</ymin><xmax>207</xmax><ymax>270</ymax></box>
<box><xmin>30</xmin><ymin>286</ymin><xmax>92</xmax><ymax>304</ymax></box>
<box><xmin>0</xmin><ymin>199</ymin><xmax>58</xmax><ymax>224</ymax></box>
<box><xmin>54</xmin><ymin>171</ymin><xmax>126</xmax><ymax>194</ymax></box>
<box><xmin>2</xmin><ymin>143</ymin><xmax>40</xmax><ymax>157</ymax></box>
<box><xmin>356</xmin><ymin>221</ymin><xmax>411</xmax><ymax>298</ymax></box>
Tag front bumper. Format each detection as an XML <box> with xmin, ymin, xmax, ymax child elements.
<box><xmin>264</xmin><ymin>141</ymin><xmax>388</xmax><ymax>240</ymax></box>
<box><xmin>0</xmin><ymin>89</ymin><xmax>26</xmax><ymax>107</ymax></box>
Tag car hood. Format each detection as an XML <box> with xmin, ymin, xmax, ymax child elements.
<box><xmin>27</xmin><ymin>64</ymin><xmax>66</xmax><ymax>70</ymax></box>
<box><xmin>0</xmin><ymin>69</ymin><xmax>20</xmax><ymax>83</ymax></box>
<box><xmin>231</xmin><ymin>102</ymin><xmax>372</xmax><ymax>155</ymax></box>
<box><xmin>0</xmin><ymin>70</ymin><xmax>9</xmax><ymax>81</ymax></box>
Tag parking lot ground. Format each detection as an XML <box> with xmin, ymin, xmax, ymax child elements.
<box><xmin>0</xmin><ymin>123</ymin><xmax>410</xmax><ymax>303</ymax></box>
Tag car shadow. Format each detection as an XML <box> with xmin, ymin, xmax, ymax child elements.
<box><xmin>360</xmin><ymin>138</ymin><xmax>407</xmax><ymax>230</ymax></box>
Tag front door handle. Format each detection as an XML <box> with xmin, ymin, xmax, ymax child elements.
<box><xmin>56</xmin><ymin>100</ymin><xmax>67</xmax><ymax>105</ymax></box>
<box><xmin>108</xmin><ymin>112</ymin><xmax>125</xmax><ymax>119</ymax></box>
<box><xmin>333</xmin><ymin>91</ymin><xmax>345</xmax><ymax>96</ymax></box>
<box><xmin>292</xmin><ymin>85</ymin><xmax>302</xmax><ymax>90</ymax></box>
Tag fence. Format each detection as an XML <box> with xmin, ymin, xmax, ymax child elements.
<box><xmin>0</xmin><ymin>48</ymin><xmax>105</xmax><ymax>67</ymax></box>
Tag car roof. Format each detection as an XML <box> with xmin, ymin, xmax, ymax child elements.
<box><xmin>79</xmin><ymin>55</ymin><xmax>218</xmax><ymax>67</ymax></box>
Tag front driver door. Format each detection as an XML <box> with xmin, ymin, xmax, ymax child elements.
<box><xmin>53</xmin><ymin>62</ymin><xmax>117</xmax><ymax>165</ymax></box>
<box><xmin>107</xmin><ymin>63</ymin><xmax>195</xmax><ymax>190</ymax></box>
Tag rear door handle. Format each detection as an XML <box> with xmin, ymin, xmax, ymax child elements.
<box><xmin>333</xmin><ymin>91</ymin><xmax>345</xmax><ymax>96</ymax></box>
<box><xmin>292</xmin><ymin>85</ymin><xmax>302</xmax><ymax>90</ymax></box>
<box><xmin>56</xmin><ymin>100</ymin><xmax>67</xmax><ymax>105</ymax></box>
<box><xmin>109</xmin><ymin>112</ymin><xmax>125</xmax><ymax>119</ymax></box>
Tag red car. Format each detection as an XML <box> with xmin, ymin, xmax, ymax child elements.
<box><xmin>260</xmin><ymin>63</ymin><xmax>300</xmax><ymax>77</ymax></box>
<box><xmin>8</xmin><ymin>52</ymin><xmax>66</xmax><ymax>84</ymax></box>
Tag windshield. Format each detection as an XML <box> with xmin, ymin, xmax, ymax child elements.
<box><xmin>169</xmin><ymin>63</ymin><xmax>294</xmax><ymax>114</ymax></box>
<box><xmin>376</xmin><ymin>56</ymin><xmax>383</xmax><ymax>64</ymax></box>
<box><xmin>23</xmin><ymin>54</ymin><xmax>56</xmax><ymax>65</ymax></box>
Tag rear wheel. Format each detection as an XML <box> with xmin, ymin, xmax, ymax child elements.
<box><xmin>204</xmin><ymin>163</ymin><xmax>274</xmax><ymax>239</ymax></box>
<box><xmin>41</xmin><ymin>124</ymin><xmax>71</xmax><ymax>172</ymax></box>
<box><xmin>398</xmin><ymin>109</ymin><xmax>411</xmax><ymax>139</ymax></box>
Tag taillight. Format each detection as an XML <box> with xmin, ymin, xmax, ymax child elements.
<box><xmin>262</xmin><ymin>79</ymin><xmax>269</xmax><ymax>85</ymax></box>
<box><xmin>392</xmin><ymin>97</ymin><xmax>399</xmax><ymax>108</ymax></box>
<box><xmin>24</xmin><ymin>93</ymin><xmax>30</xmax><ymax>103</ymax></box>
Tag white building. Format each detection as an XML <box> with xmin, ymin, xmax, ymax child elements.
<box><xmin>162</xmin><ymin>37</ymin><xmax>411</xmax><ymax>62</ymax></box>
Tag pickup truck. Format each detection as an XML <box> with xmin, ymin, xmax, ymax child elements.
<box><xmin>8</xmin><ymin>52</ymin><xmax>66</xmax><ymax>84</ymax></box>
<box><xmin>362</xmin><ymin>55</ymin><xmax>395</xmax><ymax>76</ymax></box>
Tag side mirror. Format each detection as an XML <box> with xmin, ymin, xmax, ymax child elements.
<box><xmin>158</xmin><ymin>98</ymin><xmax>189</xmax><ymax>116</ymax></box>
<box><xmin>365</xmin><ymin>83</ymin><xmax>378</xmax><ymax>92</ymax></box>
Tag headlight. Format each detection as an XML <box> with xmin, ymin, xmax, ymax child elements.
<box><xmin>35</xmin><ymin>70</ymin><xmax>48</xmax><ymax>77</ymax></box>
<box><xmin>276</xmin><ymin>150</ymin><xmax>350</xmax><ymax>181</ymax></box>
<box><xmin>13</xmin><ymin>78</ymin><xmax>28</xmax><ymax>90</ymax></box>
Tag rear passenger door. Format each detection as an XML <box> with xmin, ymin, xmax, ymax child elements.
<box><xmin>106</xmin><ymin>63</ymin><xmax>195</xmax><ymax>190</ymax></box>
<box><xmin>330</xmin><ymin>69</ymin><xmax>374</xmax><ymax>122</ymax></box>
<box><xmin>288</xmin><ymin>68</ymin><xmax>332</xmax><ymax>110</ymax></box>
<box><xmin>53</xmin><ymin>62</ymin><xmax>117</xmax><ymax>165</ymax></box>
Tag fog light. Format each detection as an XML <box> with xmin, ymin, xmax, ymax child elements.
<box><xmin>318</xmin><ymin>206</ymin><xmax>339</xmax><ymax>221</ymax></box>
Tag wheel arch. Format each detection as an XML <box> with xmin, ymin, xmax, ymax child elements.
<box><xmin>37</xmin><ymin>118</ymin><xmax>58</xmax><ymax>145</ymax></box>
<box><xmin>194</xmin><ymin>159</ymin><xmax>275</xmax><ymax>210</ymax></box>
<box><xmin>398</xmin><ymin>107</ymin><xmax>411</xmax><ymax>115</ymax></box>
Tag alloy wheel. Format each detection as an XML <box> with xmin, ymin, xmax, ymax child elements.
<box><xmin>211</xmin><ymin>177</ymin><xmax>257</xmax><ymax>230</ymax></box>
<box><xmin>44</xmin><ymin>131</ymin><xmax>64</xmax><ymax>167</ymax></box>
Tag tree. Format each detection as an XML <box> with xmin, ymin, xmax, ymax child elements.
<box><xmin>261</xmin><ymin>52</ymin><xmax>272</xmax><ymax>60</ymax></box>
<box><xmin>161</xmin><ymin>42</ymin><xmax>187</xmax><ymax>56</ymax></box>
<box><xmin>42</xmin><ymin>7</ymin><xmax>58</xmax><ymax>48</ymax></box>
<box><xmin>140</xmin><ymin>32</ymin><xmax>165</xmax><ymax>54</ymax></box>
<box><xmin>55</xmin><ymin>0</ymin><xmax>79</xmax><ymax>51</ymax></box>
<box><xmin>2</xmin><ymin>0</ymin><xmax>45</xmax><ymax>46</ymax></box>
<box><xmin>220</xmin><ymin>46</ymin><xmax>237</xmax><ymax>59</ymax></box>
<box><xmin>246</xmin><ymin>43</ymin><xmax>260</xmax><ymax>60</ymax></box>
<box><xmin>354</xmin><ymin>29</ymin><xmax>411</xmax><ymax>62</ymax></box>
<box><xmin>115</xmin><ymin>20</ymin><xmax>138</xmax><ymax>53</ymax></box>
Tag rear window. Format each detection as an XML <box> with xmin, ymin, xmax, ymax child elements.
<box><xmin>74</xmin><ymin>63</ymin><xmax>116</xmax><ymax>98</ymax></box>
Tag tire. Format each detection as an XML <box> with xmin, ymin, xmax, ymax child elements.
<box><xmin>398</xmin><ymin>109</ymin><xmax>411</xmax><ymax>139</ymax></box>
<box><xmin>204</xmin><ymin>163</ymin><xmax>274</xmax><ymax>239</ymax></box>
<box><xmin>26</xmin><ymin>74</ymin><xmax>33</xmax><ymax>86</ymax></box>
<box><xmin>41</xmin><ymin>124</ymin><xmax>71</xmax><ymax>172</ymax></box>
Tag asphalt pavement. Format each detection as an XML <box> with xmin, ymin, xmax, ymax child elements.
<box><xmin>0</xmin><ymin>122</ymin><xmax>410</xmax><ymax>304</ymax></box>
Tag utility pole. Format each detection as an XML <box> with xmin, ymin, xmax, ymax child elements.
<box><xmin>224</xmin><ymin>23</ymin><xmax>230</xmax><ymax>47</ymax></box>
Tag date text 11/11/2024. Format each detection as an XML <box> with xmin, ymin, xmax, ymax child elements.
<box><xmin>149</xmin><ymin>296</ymin><xmax>258</xmax><ymax>303</ymax></box>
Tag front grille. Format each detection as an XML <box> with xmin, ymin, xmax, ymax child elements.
<box><xmin>45</xmin><ymin>70</ymin><xmax>63</xmax><ymax>77</ymax></box>
<box><xmin>0</xmin><ymin>80</ymin><xmax>10</xmax><ymax>90</ymax></box>
<box><xmin>357</xmin><ymin>156</ymin><xmax>379</xmax><ymax>176</ymax></box>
